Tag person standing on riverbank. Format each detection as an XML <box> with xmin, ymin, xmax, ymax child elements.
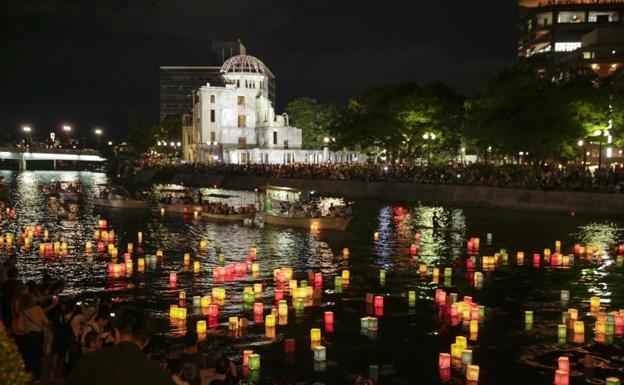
<box><xmin>66</xmin><ymin>306</ymin><xmax>174</xmax><ymax>385</ymax></box>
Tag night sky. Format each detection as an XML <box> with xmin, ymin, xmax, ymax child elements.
<box><xmin>0</xmin><ymin>0</ymin><xmax>518</xmax><ymax>140</ymax></box>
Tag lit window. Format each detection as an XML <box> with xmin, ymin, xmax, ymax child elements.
<box><xmin>557</xmin><ymin>12</ymin><xmax>585</xmax><ymax>23</ymax></box>
<box><xmin>535</xmin><ymin>12</ymin><xmax>553</xmax><ymax>26</ymax></box>
<box><xmin>583</xmin><ymin>51</ymin><xmax>594</xmax><ymax>59</ymax></box>
<box><xmin>554</xmin><ymin>42</ymin><xmax>581</xmax><ymax>52</ymax></box>
<box><xmin>588</xmin><ymin>11</ymin><xmax>619</xmax><ymax>23</ymax></box>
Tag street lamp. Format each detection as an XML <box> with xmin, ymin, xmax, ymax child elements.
<box><xmin>22</xmin><ymin>125</ymin><xmax>31</xmax><ymax>133</ymax></box>
<box><xmin>94</xmin><ymin>128</ymin><xmax>102</xmax><ymax>148</ymax></box>
<box><xmin>593</xmin><ymin>129</ymin><xmax>609</xmax><ymax>169</ymax></box>
<box><xmin>422</xmin><ymin>132</ymin><xmax>436</xmax><ymax>165</ymax></box>
<box><xmin>577</xmin><ymin>139</ymin><xmax>587</xmax><ymax>168</ymax></box>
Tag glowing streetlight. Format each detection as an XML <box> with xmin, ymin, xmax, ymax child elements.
<box><xmin>422</xmin><ymin>132</ymin><xmax>437</xmax><ymax>164</ymax></box>
<box><xmin>62</xmin><ymin>125</ymin><xmax>72</xmax><ymax>132</ymax></box>
<box><xmin>94</xmin><ymin>128</ymin><xmax>102</xmax><ymax>136</ymax></box>
<box><xmin>22</xmin><ymin>126</ymin><xmax>32</xmax><ymax>133</ymax></box>
<box><xmin>323</xmin><ymin>137</ymin><xmax>330</xmax><ymax>144</ymax></box>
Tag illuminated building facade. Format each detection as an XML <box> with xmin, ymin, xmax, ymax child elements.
<box><xmin>183</xmin><ymin>55</ymin><xmax>362</xmax><ymax>165</ymax></box>
<box><xmin>518</xmin><ymin>0</ymin><xmax>624</xmax><ymax>76</ymax></box>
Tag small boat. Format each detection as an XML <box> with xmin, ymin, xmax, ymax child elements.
<box><xmin>93</xmin><ymin>186</ymin><xmax>152</xmax><ymax>209</ymax></box>
<box><xmin>201</xmin><ymin>212</ymin><xmax>256</xmax><ymax>222</ymax></box>
<box><xmin>258</xmin><ymin>186</ymin><xmax>353</xmax><ymax>231</ymax></box>
<box><xmin>156</xmin><ymin>203</ymin><xmax>203</xmax><ymax>215</ymax></box>
<box><xmin>42</xmin><ymin>181</ymin><xmax>84</xmax><ymax>202</ymax></box>
<box><xmin>200</xmin><ymin>192</ymin><xmax>256</xmax><ymax>222</ymax></box>
<box><xmin>154</xmin><ymin>184</ymin><xmax>202</xmax><ymax>215</ymax></box>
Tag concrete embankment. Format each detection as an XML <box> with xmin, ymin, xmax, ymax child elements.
<box><xmin>169</xmin><ymin>172</ymin><xmax>623</xmax><ymax>216</ymax></box>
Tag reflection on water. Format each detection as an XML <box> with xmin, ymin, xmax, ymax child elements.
<box><xmin>1</xmin><ymin>170</ymin><xmax>624</xmax><ymax>384</ymax></box>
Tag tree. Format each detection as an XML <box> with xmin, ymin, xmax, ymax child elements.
<box><xmin>285</xmin><ymin>97</ymin><xmax>336</xmax><ymax>149</ymax></box>
<box><xmin>331</xmin><ymin>82</ymin><xmax>463</xmax><ymax>163</ymax></box>
<box><xmin>464</xmin><ymin>59</ymin><xmax>590</xmax><ymax>162</ymax></box>
<box><xmin>127</xmin><ymin>109</ymin><xmax>154</xmax><ymax>154</ymax></box>
<box><xmin>155</xmin><ymin>114</ymin><xmax>182</xmax><ymax>142</ymax></box>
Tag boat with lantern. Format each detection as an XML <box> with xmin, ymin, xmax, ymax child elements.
<box><xmin>93</xmin><ymin>186</ymin><xmax>152</xmax><ymax>209</ymax></box>
<box><xmin>200</xmin><ymin>192</ymin><xmax>257</xmax><ymax>222</ymax></box>
<box><xmin>257</xmin><ymin>185</ymin><xmax>353</xmax><ymax>231</ymax></box>
<box><xmin>154</xmin><ymin>185</ymin><xmax>203</xmax><ymax>215</ymax></box>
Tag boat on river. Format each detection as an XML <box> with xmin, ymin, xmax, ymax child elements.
<box><xmin>257</xmin><ymin>186</ymin><xmax>353</xmax><ymax>231</ymax></box>
<box><xmin>42</xmin><ymin>181</ymin><xmax>84</xmax><ymax>202</ymax></box>
<box><xmin>93</xmin><ymin>186</ymin><xmax>152</xmax><ymax>209</ymax></box>
<box><xmin>200</xmin><ymin>192</ymin><xmax>256</xmax><ymax>222</ymax></box>
<box><xmin>154</xmin><ymin>185</ymin><xmax>203</xmax><ymax>214</ymax></box>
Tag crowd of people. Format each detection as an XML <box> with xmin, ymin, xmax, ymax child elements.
<box><xmin>0</xmin><ymin>257</ymin><xmax>374</xmax><ymax>385</ymax></box>
<box><xmin>134</xmin><ymin>159</ymin><xmax>624</xmax><ymax>193</ymax></box>
<box><xmin>0</xmin><ymin>258</ymin><xmax>247</xmax><ymax>385</ymax></box>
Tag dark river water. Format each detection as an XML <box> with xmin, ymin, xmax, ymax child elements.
<box><xmin>1</xmin><ymin>170</ymin><xmax>624</xmax><ymax>385</ymax></box>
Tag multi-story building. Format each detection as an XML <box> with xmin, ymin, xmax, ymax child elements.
<box><xmin>184</xmin><ymin>54</ymin><xmax>363</xmax><ymax>165</ymax></box>
<box><xmin>159</xmin><ymin>41</ymin><xmax>277</xmax><ymax>123</ymax></box>
<box><xmin>518</xmin><ymin>0</ymin><xmax>624</xmax><ymax>62</ymax></box>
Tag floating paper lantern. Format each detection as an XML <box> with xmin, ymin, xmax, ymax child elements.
<box><xmin>590</xmin><ymin>296</ymin><xmax>601</xmax><ymax>309</ymax></box>
<box><xmin>461</xmin><ymin>349</ymin><xmax>473</xmax><ymax>365</ymax></box>
<box><xmin>444</xmin><ymin>267</ymin><xmax>452</xmax><ymax>277</ymax></box>
<box><xmin>606</xmin><ymin>378</ymin><xmax>621</xmax><ymax>385</ymax></box>
<box><xmin>568</xmin><ymin>308</ymin><xmax>578</xmax><ymax>320</ymax></box>
<box><xmin>558</xmin><ymin>324</ymin><xmax>567</xmax><ymax>338</ymax></box>
<box><xmin>228</xmin><ymin>317</ymin><xmax>239</xmax><ymax>330</ymax></box>
<box><xmin>169</xmin><ymin>305</ymin><xmax>178</xmax><ymax>318</ymax></box>
<box><xmin>525</xmin><ymin>310</ymin><xmax>534</xmax><ymax>324</ymax></box>
<box><xmin>419</xmin><ymin>264</ymin><xmax>427</xmax><ymax>274</ymax></box>
<box><xmin>310</xmin><ymin>328</ymin><xmax>321</xmax><ymax>342</ymax></box>
<box><xmin>179</xmin><ymin>291</ymin><xmax>186</xmax><ymax>301</ymax></box>
<box><xmin>374</xmin><ymin>296</ymin><xmax>384</xmax><ymax>308</ymax></box>
<box><xmin>438</xmin><ymin>353</ymin><xmax>451</xmax><ymax>369</ymax></box>
<box><xmin>199</xmin><ymin>240</ymin><xmax>207</xmax><ymax>251</ymax></box>
<box><xmin>193</xmin><ymin>261</ymin><xmax>200</xmax><ymax>273</ymax></box>
<box><xmin>554</xmin><ymin>370</ymin><xmax>569</xmax><ymax>385</ymax></box>
<box><xmin>265</xmin><ymin>314</ymin><xmax>276</xmax><ymax>327</ymax></box>
<box><xmin>325</xmin><ymin>311</ymin><xmax>334</xmax><ymax>325</ymax></box>
<box><xmin>295</xmin><ymin>298</ymin><xmax>304</xmax><ymax>310</ymax></box>
<box><xmin>341</xmin><ymin>270</ymin><xmax>350</xmax><ymax>281</ymax></box>
<box><xmin>373</xmin><ymin>231</ymin><xmax>379</xmax><ymax>240</ymax></box>
<box><xmin>196</xmin><ymin>320</ymin><xmax>206</xmax><ymax>334</ymax></box>
<box><xmin>470</xmin><ymin>319</ymin><xmax>479</xmax><ymax>334</ymax></box>
<box><xmin>176</xmin><ymin>307</ymin><xmax>187</xmax><ymax>319</ymax></box>
<box><xmin>334</xmin><ymin>276</ymin><xmax>342</xmax><ymax>288</ymax></box>
<box><xmin>558</xmin><ymin>356</ymin><xmax>569</xmax><ymax>372</ymax></box>
<box><xmin>212</xmin><ymin>288</ymin><xmax>225</xmax><ymax>301</ymax></box>
<box><xmin>201</xmin><ymin>295</ymin><xmax>211</xmax><ymax>308</ymax></box>
<box><xmin>208</xmin><ymin>304</ymin><xmax>219</xmax><ymax>317</ymax></box>
<box><xmin>253</xmin><ymin>302</ymin><xmax>264</xmax><ymax>315</ymax></box>
<box><xmin>169</xmin><ymin>272</ymin><xmax>177</xmax><ymax>285</ymax></box>
<box><xmin>137</xmin><ymin>231</ymin><xmax>142</xmax><ymax>244</ymax></box>
<box><xmin>573</xmin><ymin>320</ymin><xmax>585</xmax><ymax>334</ymax></box>
<box><xmin>408</xmin><ymin>290</ymin><xmax>416</xmax><ymax>303</ymax></box>
<box><xmin>379</xmin><ymin>270</ymin><xmax>386</xmax><ymax>281</ymax></box>
<box><xmin>248</xmin><ymin>353</ymin><xmax>260</xmax><ymax>370</ymax></box>
<box><xmin>343</xmin><ymin>248</ymin><xmax>349</xmax><ymax>258</ymax></box>
<box><xmin>278</xmin><ymin>301</ymin><xmax>288</xmax><ymax>317</ymax></box>
<box><xmin>561</xmin><ymin>290</ymin><xmax>570</xmax><ymax>302</ymax></box>
<box><xmin>410</xmin><ymin>244</ymin><xmax>418</xmax><ymax>255</ymax></box>
<box><xmin>98</xmin><ymin>219</ymin><xmax>107</xmax><ymax>229</ymax></box>
<box><xmin>456</xmin><ymin>335</ymin><xmax>467</xmax><ymax>349</ymax></box>
<box><xmin>451</xmin><ymin>343</ymin><xmax>462</xmax><ymax>359</ymax></box>
<box><xmin>192</xmin><ymin>296</ymin><xmax>201</xmax><ymax>308</ymax></box>
<box><xmin>313</xmin><ymin>345</ymin><xmax>326</xmax><ymax>361</ymax></box>
<box><xmin>466</xmin><ymin>364</ymin><xmax>479</xmax><ymax>381</ymax></box>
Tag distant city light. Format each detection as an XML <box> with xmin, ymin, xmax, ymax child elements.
<box><xmin>62</xmin><ymin>125</ymin><xmax>72</xmax><ymax>132</ymax></box>
<box><xmin>94</xmin><ymin>128</ymin><xmax>102</xmax><ymax>135</ymax></box>
<box><xmin>22</xmin><ymin>125</ymin><xmax>32</xmax><ymax>133</ymax></box>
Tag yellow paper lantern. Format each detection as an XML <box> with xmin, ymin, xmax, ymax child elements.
<box><xmin>196</xmin><ymin>320</ymin><xmax>207</xmax><ymax>334</ymax></box>
<box><xmin>466</xmin><ymin>364</ymin><xmax>479</xmax><ymax>381</ymax></box>
<box><xmin>310</xmin><ymin>328</ymin><xmax>321</xmax><ymax>342</ymax></box>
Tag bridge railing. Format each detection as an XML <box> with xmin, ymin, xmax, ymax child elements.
<box><xmin>0</xmin><ymin>146</ymin><xmax>100</xmax><ymax>156</ymax></box>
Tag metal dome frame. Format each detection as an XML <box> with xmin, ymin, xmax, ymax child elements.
<box><xmin>221</xmin><ymin>55</ymin><xmax>268</xmax><ymax>75</ymax></box>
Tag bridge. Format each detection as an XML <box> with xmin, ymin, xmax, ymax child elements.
<box><xmin>0</xmin><ymin>147</ymin><xmax>106</xmax><ymax>170</ymax></box>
